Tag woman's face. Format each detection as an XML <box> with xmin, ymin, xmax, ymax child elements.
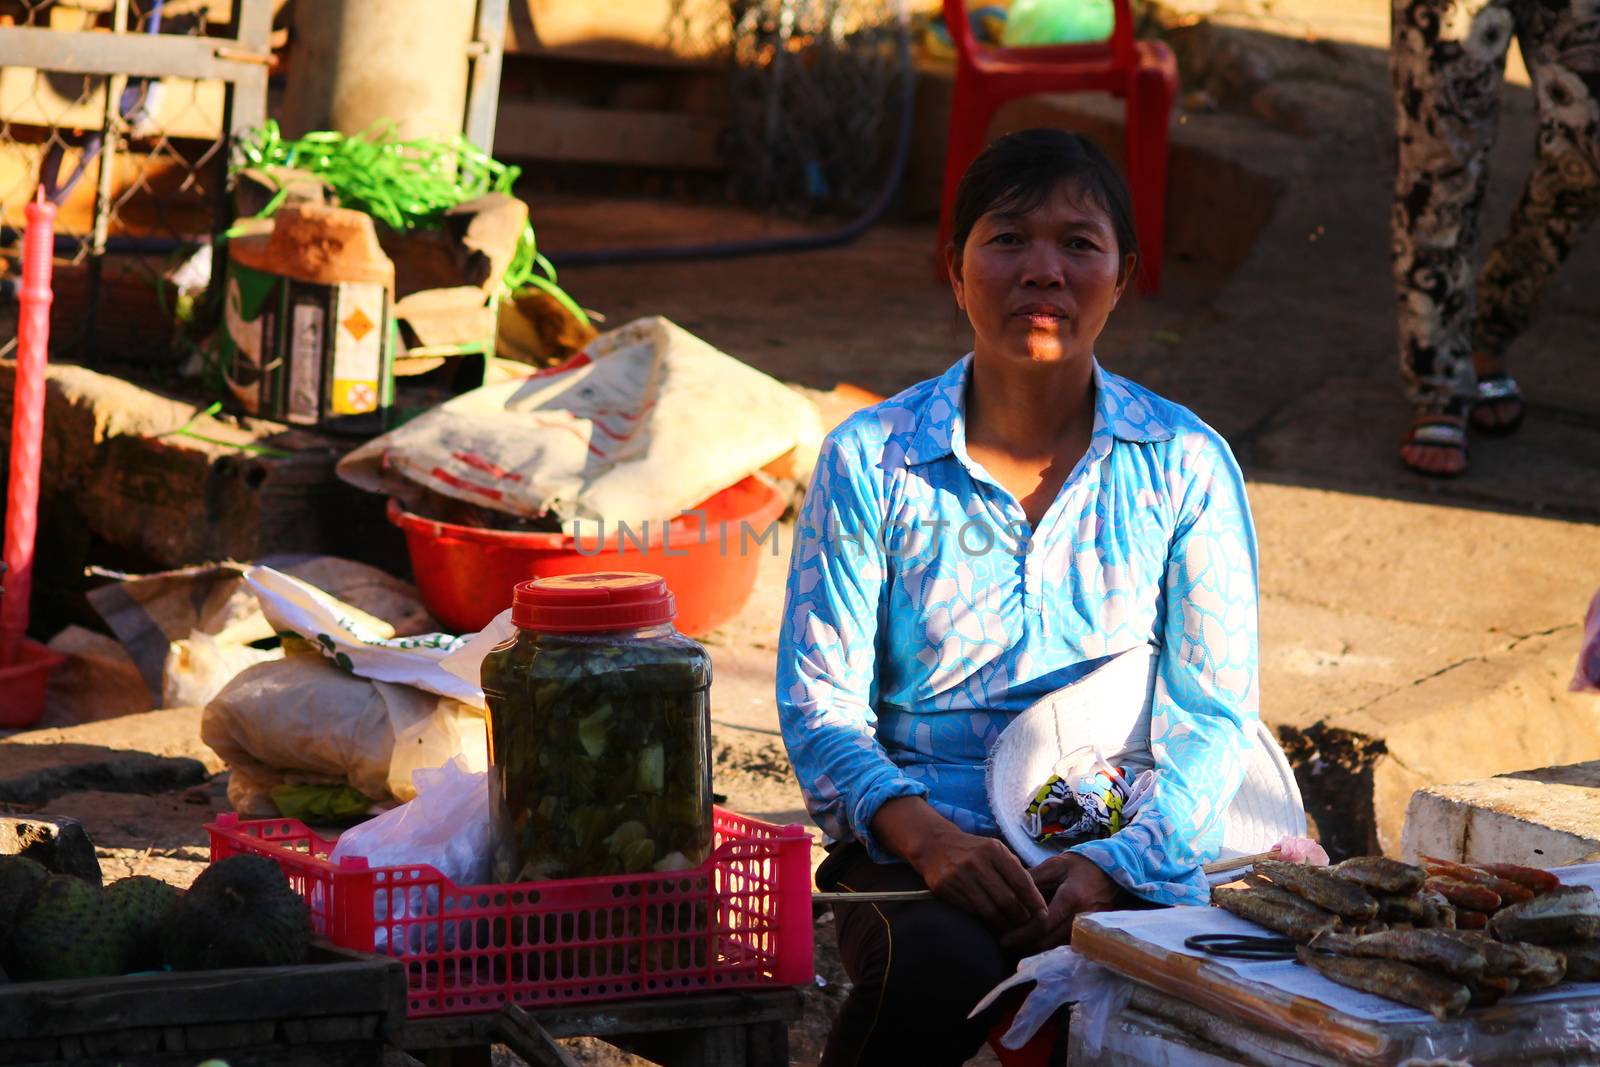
<box><xmin>947</xmin><ymin>182</ymin><xmax>1135</xmax><ymax>367</ymax></box>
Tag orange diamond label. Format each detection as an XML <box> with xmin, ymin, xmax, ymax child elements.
<box><xmin>342</xmin><ymin>306</ymin><xmax>374</xmax><ymax>341</ymax></box>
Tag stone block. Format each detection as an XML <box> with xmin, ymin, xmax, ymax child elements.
<box><xmin>1402</xmin><ymin>762</ymin><xmax>1600</xmax><ymax>867</ymax></box>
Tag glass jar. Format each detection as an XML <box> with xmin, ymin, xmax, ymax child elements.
<box><xmin>481</xmin><ymin>572</ymin><xmax>713</xmax><ymax>883</ymax></box>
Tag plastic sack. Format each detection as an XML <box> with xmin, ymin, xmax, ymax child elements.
<box><xmin>330</xmin><ymin>757</ymin><xmax>490</xmax><ymax>887</ymax></box>
<box><xmin>202</xmin><ymin>655</ymin><xmax>488</xmax><ymax>814</ymax></box>
<box><xmin>337</xmin><ymin>315</ymin><xmax>823</xmax><ymax>532</ymax></box>
<box><xmin>1573</xmin><ymin>586</ymin><xmax>1600</xmax><ymax>693</ymax></box>
<box><xmin>202</xmin><ymin>565</ymin><xmax>488</xmax><ymax>815</ymax></box>
<box><xmin>969</xmin><ymin>945</ymin><xmax>1129</xmax><ymax>1054</ymax></box>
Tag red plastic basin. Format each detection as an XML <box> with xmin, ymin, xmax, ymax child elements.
<box><xmin>0</xmin><ymin>638</ymin><xmax>65</xmax><ymax>729</ymax></box>
<box><xmin>389</xmin><ymin>475</ymin><xmax>787</xmax><ymax>636</ymax></box>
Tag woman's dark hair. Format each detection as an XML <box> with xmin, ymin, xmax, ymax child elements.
<box><xmin>949</xmin><ymin>128</ymin><xmax>1139</xmax><ymax>264</ymax></box>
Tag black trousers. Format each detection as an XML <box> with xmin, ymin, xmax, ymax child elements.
<box><xmin>817</xmin><ymin>843</ymin><xmax>1018</xmax><ymax>1067</ymax></box>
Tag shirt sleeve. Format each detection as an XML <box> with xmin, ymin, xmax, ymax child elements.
<box><xmin>1071</xmin><ymin>430</ymin><xmax>1261</xmax><ymax>905</ymax></box>
<box><xmin>776</xmin><ymin>427</ymin><xmax>928</xmax><ymax>861</ymax></box>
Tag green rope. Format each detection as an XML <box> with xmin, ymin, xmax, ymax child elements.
<box><xmin>156</xmin><ymin>401</ymin><xmax>296</xmax><ymax>459</ymax></box>
<box><xmin>231</xmin><ymin>120</ymin><xmax>588</xmax><ymax>326</ymax></box>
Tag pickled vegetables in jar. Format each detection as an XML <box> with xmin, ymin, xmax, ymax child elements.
<box><xmin>481</xmin><ymin>573</ymin><xmax>713</xmax><ymax>882</ymax></box>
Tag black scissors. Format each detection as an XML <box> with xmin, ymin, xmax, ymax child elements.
<box><xmin>1184</xmin><ymin>933</ymin><xmax>1298</xmax><ymax>961</ymax></box>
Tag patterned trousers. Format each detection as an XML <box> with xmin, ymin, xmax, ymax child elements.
<box><xmin>1392</xmin><ymin>0</ymin><xmax>1600</xmax><ymax>411</ymax></box>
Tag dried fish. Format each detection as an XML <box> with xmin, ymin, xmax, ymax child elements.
<box><xmin>1514</xmin><ymin>944</ymin><xmax>1567</xmax><ymax>990</ymax></box>
<box><xmin>1560</xmin><ymin>940</ymin><xmax>1600</xmax><ymax>983</ymax></box>
<box><xmin>1491</xmin><ymin>886</ymin><xmax>1600</xmax><ymax>945</ymax></box>
<box><xmin>1475</xmin><ymin>862</ymin><xmax>1562</xmax><ymax>895</ymax></box>
<box><xmin>1425</xmin><ymin>875</ymin><xmax>1501</xmax><ymax>912</ymax></box>
<box><xmin>1432</xmin><ymin>929</ymin><xmax>1561</xmax><ymax>985</ymax></box>
<box><xmin>1423</xmin><ymin>856</ymin><xmax>1534</xmax><ymax>904</ymax></box>
<box><xmin>1213</xmin><ymin>886</ymin><xmax>1340</xmax><ymax>942</ymax></box>
<box><xmin>1310</xmin><ymin>928</ymin><xmax>1486</xmax><ymax>980</ymax></box>
<box><xmin>1333</xmin><ymin>857</ymin><xmax>1427</xmax><ymax>895</ymax></box>
<box><xmin>1296</xmin><ymin>947</ymin><xmax>1470</xmax><ymax>1021</ymax></box>
<box><xmin>1467</xmin><ymin>973</ymin><xmax>1519</xmax><ymax>1007</ymax></box>
<box><xmin>1257</xmin><ymin>860</ymin><xmax>1379</xmax><ymax>920</ymax></box>
<box><xmin>1417</xmin><ymin>888</ymin><xmax>1456</xmax><ymax>930</ymax></box>
<box><xmin>1377</xmin><ymin>893</ymin><xmax>1425</xmax><ymax>923</ymax></box>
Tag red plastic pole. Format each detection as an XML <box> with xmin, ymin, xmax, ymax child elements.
<box><xmin>2</xmin><ymin>192</ymin><xmax>55</xmax><ymax>665</ymax></box>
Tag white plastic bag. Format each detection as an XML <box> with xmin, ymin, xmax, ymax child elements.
<box><xmin>337</xmin><ymin>315</ymin><xmax>823</xmax><ymax>532</ymax></box>
<box><xmin>439</xmin><ymin>607</ymin><xmax>516</xmax><ymax>691</ymax></box>
<box><xmin>330</xmin><ymin>757</ymin><xmax>490</xmax><ymax>886</ymax></box>
<box><xmin>969</xmin><ymin>945</ymin><xmax>1129</xmax><ymax>1054</ymax></box>
<box><xmin>1573</xmin><ymin>586</ymin><xmax>1600</xmax><ymax>693</ymax></box>
<box><xmin>163</xmin><ymin>630</ymin><xmax>281</xmax><ymax>709</ymax></box>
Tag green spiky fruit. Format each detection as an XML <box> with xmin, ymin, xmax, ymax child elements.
<box><xmin>162</xmin><ymin>855</ymin><xmax>310</xmax><ymax>971</ymax></box>
<box><xmin>107</xmin><ymin>875</ymin><xmax>181</xmax><ymax>971</ymax></box>
<box><xmin>0</xmin><ymin>856</ymin><xmax>49</xmax><ymax>948</ymax></box>
<box><xmin>3</xmin><ymin>874</ymin><xmax>129</xmax><ymax>981</ymax></box>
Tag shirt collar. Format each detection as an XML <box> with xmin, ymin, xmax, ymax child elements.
<box><xmin>902</xmin><ymin>356</ymin><xmax>1174</xmax><ymax>467</ymax></box>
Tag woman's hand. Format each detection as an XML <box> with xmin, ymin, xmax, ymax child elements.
<box><xmin>871</xmin><ymin>797</ymin><xmax>1047</xmax><ymax>928</ymax></box>
<box><xmin>913</xmin><ymin>826</ymin><xmax>1050</xmax><ymax>928</ymax></box>
<box><xmin>1001</xmin><ymin>853</ymin><xmax>1119</xmax><ymax>953</ymax></box>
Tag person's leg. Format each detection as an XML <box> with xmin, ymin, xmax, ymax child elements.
<box><xmin>818</xmin><ymin>845</ymin><xmax>1014</xmax><ymax>1067</ymax></box>
<box><xmin>1472</xmin><ymin>0</ymin><xmax>1600</xmax><ymax>431</ymax></box>
<box><xmin>1391</xmin><ymin>0</ymin><xmax>1517</xmax><ymax>474</ymax></box>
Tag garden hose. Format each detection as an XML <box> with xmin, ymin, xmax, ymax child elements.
<box><xmin>549</xmin><ymin>0</ymin><xmax>915</xmax><ymax>270</ymax></box>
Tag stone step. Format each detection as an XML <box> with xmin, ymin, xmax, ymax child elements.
<box><xmin>1401</xmin><ymin>761</ymin><xmax>1600</xmax><ymax>867</ymax></box>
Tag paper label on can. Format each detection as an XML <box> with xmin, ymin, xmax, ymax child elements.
<box><xmin>331</xmin><ymin>283</ymin><xmax>385</xmax><ymax>416</ymax></box>
<box><xmin>224</xmin><ymin>276</ymin><xmax>262</xmax><ymax>413</ymax></box>
<box><xmin>288</xmin><ymin>299</ymin><xmax>325</xmax><ymax>425</ymax></box>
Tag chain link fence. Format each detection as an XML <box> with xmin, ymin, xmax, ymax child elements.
<box><xmin>670</xmin><ymin>0</ymin><xmax>912</xmax><ymax>217</ymax></box>
<box><xmin>0</xmin><ymin>0</ymin><xmax>269</xmax><ymax>363</ymax></box>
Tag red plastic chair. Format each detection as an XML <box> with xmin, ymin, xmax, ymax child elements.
<box><xmin>938</xmin><ymin>0</ymin><xmax>1179</xmax><ymax>294</ymax></box>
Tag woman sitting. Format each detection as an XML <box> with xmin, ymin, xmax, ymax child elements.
<box><xmin>776</xmin><ymin>128</ymin><xmax>1260</xmax><ymax>1066</ymax></box>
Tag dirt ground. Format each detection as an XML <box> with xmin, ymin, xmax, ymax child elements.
<box><xmin>5</xmin><ymin>0</ymin><xmax>1600</xmax><ymax>1064</ymax></box>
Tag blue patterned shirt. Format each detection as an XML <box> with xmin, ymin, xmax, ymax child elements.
<box><xmin>775</xmin><ymin>356</ymin><xmax>1260</xmax><ymax>905</ymax></box>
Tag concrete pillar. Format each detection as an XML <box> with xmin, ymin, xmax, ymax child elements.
<box><xmin>281</xmin><ymin>0</ymin><xmax>477</xmax><ymax>143</ymax></box>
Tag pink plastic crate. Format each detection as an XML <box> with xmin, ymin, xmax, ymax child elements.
<box><xmin>207</xmin><ymin>807</ymin><xmax>814</xmax><ymax>1018</ymax></box>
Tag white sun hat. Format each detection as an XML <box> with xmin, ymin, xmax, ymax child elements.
<box><xmin>986</xmin><ymin>645</ymin><xmax>1305</xmax><ymax>877</ymax></box>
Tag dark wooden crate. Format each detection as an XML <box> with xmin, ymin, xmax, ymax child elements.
<box><xmin>0</xmin><ymin>942</ymin><xmax>406</xmax><ymax>1067</ymax></box>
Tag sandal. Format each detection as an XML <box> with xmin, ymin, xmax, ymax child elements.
<box><xmin>1469</xmin><ymin>374</ymin><xmax>1525</xmax><ymax>436</ymax></box>
<box><xmin>1400</xmin><ymin>415</ymin><xmax>1468</xmax><ymax>478</ymax></box>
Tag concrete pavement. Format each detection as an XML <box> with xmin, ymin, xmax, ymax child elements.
<box><xmin>542</xmin><ymin>0</ymin><xmax>1600</xmax><ymax>861</ymax></box>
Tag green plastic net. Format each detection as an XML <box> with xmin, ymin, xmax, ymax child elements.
<box><xmin>231</xmin><ymin>121</ymin><xmax>588</xmax><ymax>326</ymax></box>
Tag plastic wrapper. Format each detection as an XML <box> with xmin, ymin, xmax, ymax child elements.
<box><xmin>1573</xmin><ymin>586</ymin><xmax>1600</xmax><ymax>693</ymax></box>
<box><xmin>330</xmin><ymin>757</ymin><xmax>490</xmax><ymax>886</ymax></box>
<box><xmin>969</xmin><ymin>945</ymin><xmax>1129</xmax><ymax>1054</ymax></box>
<box><xmin>327</xmin><ymin>758</ymin><xmax>490</xmax><ymax>957</ymax></box>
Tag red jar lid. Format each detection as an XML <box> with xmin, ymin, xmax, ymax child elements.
<box><xmin>511</xmin><ymin>572</ymin><xmax>677</xmax><ymax>633</ymax></box>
